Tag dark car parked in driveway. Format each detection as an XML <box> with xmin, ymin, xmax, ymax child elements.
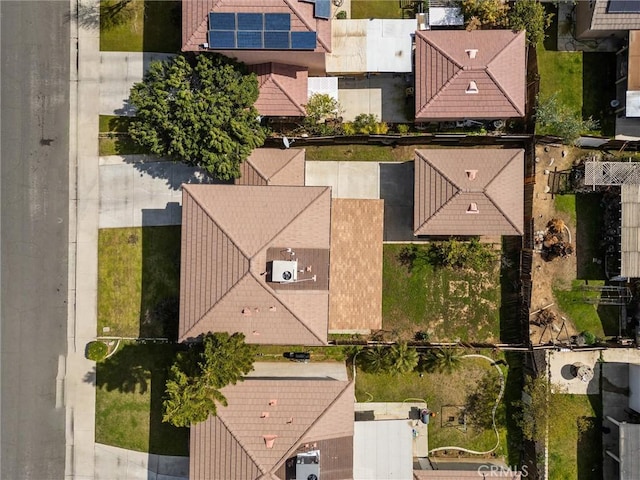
<box><xmin>283</xmin><ymin>351</ymin><xmax>310</xmax><ymax>362</ymax></box>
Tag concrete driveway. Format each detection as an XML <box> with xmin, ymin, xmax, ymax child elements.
<box><xmin>94</xmin><ymin>444</ymin><xmax>188</xmax><ymax>480</ymax></box>
<box><xmin>305</xmin><ymin>161</ymin><xmax>379</xmax><ymax>198</ymax></box>
<box><xmin>100</xmin><ymin>52</ymin><xmax>174</xmax><ymax>116</ymax></box>
<box><xmin>99</xmin><ymin>155</ymin><xmax>216</xmax><ymax>228</ymax></box>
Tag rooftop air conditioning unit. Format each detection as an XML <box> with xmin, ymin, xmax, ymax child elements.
<box><xmin>272</xmin><ymin>260</ymin><xmax>298</xmax><ymax>283</ymax></box>
<box><xmin>296</xmin><ymin>450</ymin><xmax>320</xmax><ymax>480</ymax></box>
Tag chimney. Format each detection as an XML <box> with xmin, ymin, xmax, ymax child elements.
<box><xmin>465</xmin><ymin>49</ymin><xmax>478</xmax><ymax>59</ymax></box>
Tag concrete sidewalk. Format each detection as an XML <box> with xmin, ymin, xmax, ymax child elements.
<box><xmin>94</xmin><ymin>444</ymin><xmax>188</xmax><ymax>480</ymax></box>
<box><xmin>99</xmin><ymin>52</ymin><xmax>174</xmax><ymax>116</ymax></box>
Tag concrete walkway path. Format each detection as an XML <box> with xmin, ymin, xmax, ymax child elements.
<box><xmin>99</xmin><ymin>52</ymin><xmax>174</xmax><ymax>116</ymax></box>
<box><xmin>94</xmin><ymin>444</ymin><xmax>188</xmax><ymax>480</ymax></box>
<box><xmin>305</xmin><ymin>161</ymin><xmax>380</xmax><ymax>199</ymax></box>
<box><xmin>99</xmin><ymin>155</ymin><xmax>213</xmax><ymax>228</ymax></box>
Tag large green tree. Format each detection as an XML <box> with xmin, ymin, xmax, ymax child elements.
<box><xmin>163</xmin><ymin>332</ymin><xmax>256</xmax><ymax>427</ymax></box>
<box><xmin>128</xmin><ymin>54</ymin><xmax>267</xmax><ymax>180</ymax></box>
<box><xmin>508</xmin><ymin>0</ymin><xmax>553</xmax><ymax>46</ymax></box>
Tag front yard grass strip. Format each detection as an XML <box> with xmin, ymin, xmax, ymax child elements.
<box><xmin>95</xmin><ymin>341</ymin><xmax>189</xmax><ymax>455</ymax></box>
<box><xmin>382</xmin><ymin>244</ymin><xmax>501</xmax><ymax>343</ymax></box>
<box><xmin>100</xmin><ymin>0</ymin><xmax>181</xmax><ymax>53</ymax></box>
<box><xmin>99</xmin><ymin>115</ymin><xmax>133</xmax><ymax>133</ymax></box>
<box><xmin>98</xmin><ymin>227</ymin><xmax>181</xmax><ymax>338</ymax></box>
<box><xmin>255</xmin><ymin>345</ymin><xmax>347</xmax><ymax>362</ymax></box>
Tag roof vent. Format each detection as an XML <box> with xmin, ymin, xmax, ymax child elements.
<box><xmin>261</xmin><ymin>412</ymin><xmax>270</xmax><ymax>418</ymax></box>
<box><xmin>465</xmin><ymin>169</ymin><xmax>478</xmax><ymax>181</ymax></box>
<box><xmin>242</xmin><ymin>308</ymin><xmax>252</xmax><ymax>316</ymax></box>
<box><xmin>269</xmin><ymin>399</ymin><xmax>278</xmax><ymax>406</ymax></box>
<box><xmin>467</xmin><ymin>202</ymin><xmax>479</xmax><ymax>214</ymax></box>
<box><xmin>263</xmin><ymin>435</ymin><xmax>278</xmax><ymax>449</ymax></box>
<box><xmin>465</xmin><ymin>49</ymin><xmax>478</xmax><ymax>59</ymax></box>
<box><xmin>466</xmin><ymin>81</ymin><xmax>478</xmax><ymax>94</ymax></box>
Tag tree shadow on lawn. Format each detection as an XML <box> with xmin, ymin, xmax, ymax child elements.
<box><xmin>96</xmin><ymin>342</ymin><xmax>189</xmax><ymax>455</ymax></box>
<box><xmin>142</xmin><ymin>1</ymin><xmax>182</xmax><ymax>54</ymax></box>
<box><xmin>500</xmin><ymin>237</ymin><xmax>525</xmax><ymax>344</ymax></box>
<box><xmin>583</xmin><ymin>53</ymin><xmax>617</xmax><ymax>137</ymax></box>
<box><xmin>139</xmin><ymin>226</ymin><xmax>181</xmax><ymax>340</ymax></box>
<box><xmin>503</xmin><ymin>352</ymin><xmax>525</xmax><ymax>467</ymax></box>
<box><xmin>575</xmin><ymin>193</ymin><xmax>605</xmax><ymax>280</ymax></box>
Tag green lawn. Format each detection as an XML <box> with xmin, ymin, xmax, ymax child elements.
<box><xmin>98</xmin><ymin>116</ymin><xmax>148</xmax><ymax>156</ymax></box>
<box><xmin>355</xmin><ymin>354</ymin><xmax>508</xmax><ymax>457</ymax></box>
<box><xmin>95</xmin><ymin>342</ymin><xmax>189</xmax><ymax>455</ymax></box>
<box><xmin>100</xmin><ymin>0</ymin><xmax>181</xmax><ymax>52</ymax></box>
<box><xmin>99</xmin><ymin>115</ymin><xmax>132</xmax><ymax>133</ymax></box>
<box><xmin>98</xmin><ymin>227</ymin><xmax>181</xmax><ymax>338</ymax></box>
<box><xmin>548</xmin><ymin>394</ymin><xmax>602</xmax><ymax>479</ymax></box>
<box><xmin>304</xmin><ymin>144</ymin><xmax>403</xmax><ymax>161</ymax></box>
<box><xmin>536</xmin><ymin>43</ymin><xmax>583</xmax><ymax>119</ymax></box>
<box><xmin>554</xmin><ymin>280</ymin><xmax>620</xmax><ymax>339</ymax></box>
<box><xmin>383</xmin><ymin>244</ymin><xmax>501</xmax><ymax>342</ymax></box>
<box><xmin>554</xmin><ymin>194</ymin><xmax>576</xmax><ymax>224</ymax></box>
<box><xmin>350</xmin><ymin>0</ymin><xmax>404</xmax><ymax>19</ymax></box>
<box><xmin>255</xmin><ymin>345</ymin><xmax>347</xmax><ymax>362</ymax></box>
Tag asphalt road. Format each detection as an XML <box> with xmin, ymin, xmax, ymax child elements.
<box><xmin>1</xmin><ymin>1</ymin><xmax>70</xmax><ymax>478</ymax></box>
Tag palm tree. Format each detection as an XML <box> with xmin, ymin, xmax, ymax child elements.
<box><xmin>360</xmin><ymin>346</ymin><xmax>390</xmax><ymax>373</ymax></box>
<box><xmin>422</xmin><ymin>347</ymin><xmax>462</xmax><ymax>374</ymax></box>
<box><xmin>388</xmin><ymin>342</ymin><xmax>419</xmax><ymax>374</ymax></box>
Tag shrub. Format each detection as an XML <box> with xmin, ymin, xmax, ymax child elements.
<box><xmin>581</xmin><ymin>331</ymin><xmax>596</xmax><ymax>345</ymax></box>
<box><xmin>397</xmin><ymin>124</ymin><xmax>410</xmax><ymax>134</ymax></box>
<box><xmin>336</xmin><ymin>10</ymin><xmax>347</xmax><ymax>19</ymax></box>
<box><xmin>374</xmin><ymin>122</ymin><xmax>389</xmax><ymax>134</ymax></box>
<box><xmin>353</xmin><ymin>113</ymin><xmax>378</xmax><ymax>134</ymax></box>
<box><xmin>342</xmin><ymin>122</ymin><xmax>356</xmax><ymax>136</ymax></box>
<box><xmin>86</xmin><ymin>341</ymin><xmax>108</xmax><ymax>361</ymax></box>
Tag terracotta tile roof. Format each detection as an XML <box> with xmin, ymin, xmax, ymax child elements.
<box><xmin>182</xmin><ymin>0</ymin><xmax>332</xmax><ymax>55</ymax></box>
<box><xmin>414</xmin><ymin>30</ymin><xmax>526</xmax><ymax>121</ymax></box>
<box><xmin>248</xmin><ymin>63</ymin><xmax>308</xmax><ymax>117</ymax></box>
<box><xmin>179</xmin><ymin>184</ymin><xmax>332</xmax><ymax>344</ymax></box>
<box><xmin>189</xmin><ymin>378</ymin><xmax>354</xmax><ymax>480</ymax></box>
<box><xmin>589</xmin><ymin>0</ymin><xmax>640</xmax><ymax>31</ymax></box>
<box><xmin>236</xmin><ymin>148</ymin><xmax>306</xmax><ymax>186</ymax></box>
<box><xmin>329</xmin><ymin>199</ymin><xmax>383</xmax><ymax>333</ymax></box>
<box><xmin>413</xmin><ymin>149</ymin><xmax>524</xmax><ymax>236</ymax></box>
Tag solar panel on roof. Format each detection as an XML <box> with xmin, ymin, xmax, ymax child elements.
<box><xmin>608</xmin><ymin>0</ymin><xmax>640</xmax><ymax>12</ymax></box>
<box><xmin>237</xmin><ymin>30</ymin><xmax>263</xmax><ymax>49</ymax></box>
<box><xmin>265</xmin><ymin>13</ymin><xmax>291</xmax><ymax>31</ymax></box>
<box><xmin>209</xmin><ymin>12</ymin><xmax>235</xmax><ymax>30</ymax></box>
<box><xmin>314</xmin><ymin>0</ymin><xmax>331</xmax><ymax>19</ymax></box>
<box><xmin>209</xmin><ymin>30</ymin><xmax>236</xmax><ymax>49</ymax></box>
<box><xmin>264</xmin><ymin>31</ymin><xmax>290</xmax><ymax>49</ymax></box>
<box><xmin>237</xmin><ymin>13</ymin><xmax>263</xmax><ymax>31</ymax></box>
<box><xmin>290</xmin><ymin>31</ymin><xmax>317</xmax><ymax>50</ymax></box>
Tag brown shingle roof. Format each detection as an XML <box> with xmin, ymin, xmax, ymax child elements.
<box><xmin>329</xmin><ymin>199</ymin><xmax>383</xmax><ymax>333</ymax></box>
<box><xmin>179</xmin><ymin>184</ymin><xmax>332</xmax><ymax>344</ymax></box>
<box><xmin>248</xmin><ymin>63</ymin><xmax>308</xmax><ymax>117</ymax></box>
<box><xmin>189</xmin><ymin>378</ymin><xmax>354</xmax><ymax>480</ymax></box>
<box><xmin>589</xmin><ymin>0</ymin><xmax>640</xmax><ymax>31</ymax></box>
<box><xmin>414</xmin><ymin>30</ymin><xmax>526</xmax><ymax>121</ymax></box>
<box><xmin>182</xmin><ymin>0</ymin><xmax>332</xmax><ymax>54</ymax></box>
<box><xmin>413</xmin><ymin>149</ymin><xmax>524</xmax><ymax>236</ymax></box>
<box><xmin>414</xmin><ymin>471</ymin><xmax>521</xmax><ymax>479</ymax></box>
<box><xmin>236</xmin><ymin>148</ymin><xmax>306</xmax><ymax>186</ymax></box>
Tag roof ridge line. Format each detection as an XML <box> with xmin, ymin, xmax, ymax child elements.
<box><xmin>484</xmin><ymin>150</ymin><xmax>524</xmax><ymax>235</ymax></box>
<box><xmin>180</xmin><ymin>271</ymin><xmax>251</xmax><ymax>341</ymax></box>
<box><xmin>419</xmin><ymin>32</ymin><xmax>464</xmax><ymax>68</ymax></box>
<box><xmin>249</xmin><ymin>272</ymin><xmax>327</xmax><ymax>345</ymax></box>
<box><xmin>270</xmin><ymin>74</ymin><xmax>307</xmax><ymax>116</ymax></box>
<box><xmin>486</xmin><ymin>32</ymin><xmax>526</xmax><ymax>115</ymax></box>
<box><xmin>484</xmin><ymin>149</ymin><xmax>521</xmax><ymax>191</ymax></box>
<box><xmin>284</xmin><ymin>0</ymin><xmax>330</xmax><ymax>52</ymax></box>
<box><xmin>416</xmin><ymin>69</ymin><xmax>462</xmax><ymax>117</ymax></box>
<box><xmin>215</xmin><ymin>410</ymin><xmax>267</xmax><ymax>475</ymax></box>
<box><xmin>252</xmin><ymin>186</ymin><xmax>331</xmax><ymax>255</ymax></box>
<box><xmin>270</xmin><ymin>380</ymin><xmax>354</xmax><ymax>474</ymax></box>
<box><xmin>268</xmin><ymin>149</ymin><xmax>305</xmax><ymax>181</ymax></box>
<box><xmin>183</xmin><ymin>185</ymin><xmax>252</xmax><ymax>260</ymax></box>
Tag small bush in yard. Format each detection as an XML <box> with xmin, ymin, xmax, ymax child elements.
<box><xmin>397</xmin><ymin>124</ymin><xmax>410</xmax><ymax>134</ymax></box>
<box><xmin>336</xmin><ymin>10</ymin><xmax>347</xmax><ymax>19</ymax></box>
<box><xmin>86</xmin><ymin>341</ymin><xmax>108</xmax><ymax>361</ymax></box>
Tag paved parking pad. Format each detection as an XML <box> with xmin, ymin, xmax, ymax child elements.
<box><xmin>305</xmin><ymin>161</ymin><xmax>379</xmax><ymax>199</ymax></box>
<box><xmin>99</xmin><ymin>156</ymin><xmax>215</xmax><ymax>228</ymax></box>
